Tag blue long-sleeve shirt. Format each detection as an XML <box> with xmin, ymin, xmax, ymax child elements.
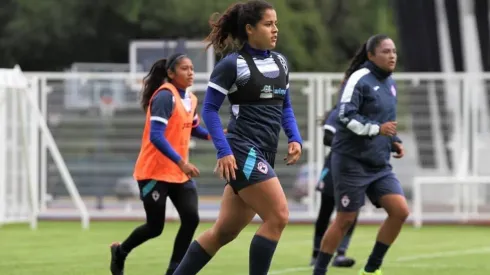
<box><xmin>149</xmin><ymin>87</ymin><xmax>209</xmax><ymax>164</ymax></box>
<box><xmin>332</xmin><ymin>61</ymin><xmax>402</xmax><ymax>167</ymax></box>
<box><xmin>201</xmin><ymin>44</ymin><xmax>302</xmax><ymax>158</ymax></box>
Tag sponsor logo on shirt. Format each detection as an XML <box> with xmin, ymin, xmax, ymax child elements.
<box><xmin>260</xmin><ymin>85</ymin><xmax>286</xmax><ymax>98</ymax></box>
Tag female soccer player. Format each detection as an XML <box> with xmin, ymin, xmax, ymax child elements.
<box><xmin>313</xmin><ymin>34</ymin><xmax>409</xmax><ymax>275</ymax></box>
<box><xmin>110</xmin><ymin>53</ymin><xmax>211</xmax><ymax>275</ymax></box>
<box><xmin>173</xmin><ymin>1</ymin><xmax>302</xmax><ymax>274</ymax></box>
<box><xmin>310</xmin><ymin>106</ymin><xmax>357</xmax><ymax>268</ymax></box>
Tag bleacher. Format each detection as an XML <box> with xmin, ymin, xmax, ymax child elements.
<box><xmin>45</xmin><ymin>79</ymin><xmax>310</xmax><ymax>201</ymax></box>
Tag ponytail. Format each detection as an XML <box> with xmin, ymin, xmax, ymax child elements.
<box><xmin>342</xmin><ymin>42</ymin><xmax>368</xmax><ymax>84</ymax></box>
<box><xmin>141</xmin><ymin>59</ymin><xmax>168</xmax><ymax>112</ymax></box>
<box><xmin>205</xmin><ymin>3</ymin><xmax>243</xmax><ymax>55</ymax></box>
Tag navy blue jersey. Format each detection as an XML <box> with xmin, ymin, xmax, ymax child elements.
<box><xmin>208</xmin><ymin>48</ymin><xmax>290</xmax><ymax>152</ymax></box>
<box><xmin>332</xmin><ymin>61</ymin><xmax>402</xmax><ymax>167</ymax></box>
<box><xmin>150</xmin><ymin>89</ymin><xmax>199</xmax><ymax>127</ymax></box>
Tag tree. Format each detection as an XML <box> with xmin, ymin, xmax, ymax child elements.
<box><xmin>314</xmin><ymin>0</ymin><xmax>400</xmax><ymax>71</ymax></box>
<box><xmin>0</xmin><ymin>0</ymin><xmax>399</xmax><ymax>72</ymax></box>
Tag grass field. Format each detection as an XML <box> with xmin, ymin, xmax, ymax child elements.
<box><xmin>0</xmin><ymin>221</ymin><xmax>488</xmax><ymax>275</ymax></box>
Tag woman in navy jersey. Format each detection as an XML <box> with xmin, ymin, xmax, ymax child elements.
<box><xmin>314</xmin><ymin>34</ymin><xmax>409</xmax><ymax>275</ymax></box>
<box><xmin>173</xmin><ymin>1</ymin><xmax>303</xmax><ymax>274</ymax></box>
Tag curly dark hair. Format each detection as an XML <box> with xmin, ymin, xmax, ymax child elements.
<box><xmin>204</xmin><ymin>0</ymin><xmax>273</xmax><ymax>55</ymax></box>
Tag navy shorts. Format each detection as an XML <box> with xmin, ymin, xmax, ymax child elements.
<box><xmin>227</xmin><ymin>138</ymin><xmax>277</xmax><ymax>193</ymax></box>
<box><xmin>331</xmin><ymin>152</ymin><xmax>404</xmax><ymax>212</ymax></box>
<box><xmin>316</xmin><ymin>154</ymin><xmax>334</xmax><ymax>197</ymax></box>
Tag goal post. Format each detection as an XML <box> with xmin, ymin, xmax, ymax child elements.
<box><xmin>0</xmin><ymin>65</ymin><xmax>90</xmax><ymax>230</ymax></box>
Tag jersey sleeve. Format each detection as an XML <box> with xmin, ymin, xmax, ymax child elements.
<box><xmin>281</xmin><ymin>89</ymin><xmax>303</xmax><ymax>145</ymax></box>
<box><xmin>338</xmin><ymin>75</ymin><xmax>380</xmax><ymax>136</ymax></box>
<box><xmin>207</xmin><ymin>54</ymin><xmax>237</xmax><ymax>95</ymax></box>
<box><xmin>392</xmin><ymin>135</ymin><xmax>402</xmax><ymax>144</ymax></box>
<box><xmin>150</xmin><ymin>90</ymin><xmax>174</xmax><ymax>124</ymax></box>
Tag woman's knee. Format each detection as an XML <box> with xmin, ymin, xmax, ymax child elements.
<box><xmin>264</xmin><ymin>202</ymin><xmax>289</xmax><ymax>232</ymax></box>
<box><xmin>382</xmin><ymin>195</ymin><xmax>410</xmax><ymax>222</ymax></box>
<box><xmin>334</xmin><ymin>212</ymin><xmax>357</xmax><ymax>232</ymax></box>
<box><xmin>390</xmin><ymin>205</ymin><xmax>410</xmax><ymax>222</ymax></box>
<box><xmin>212</xmin><ymin>225</ymin><xmax>241</xmax><ymax>246</ymax></box>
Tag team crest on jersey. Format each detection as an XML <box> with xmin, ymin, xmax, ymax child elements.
<box><xmin>341</xmin><ymin>195</ymin><xmax>350</xmax><ymax>208</ymax></box>
<box><xmin>391</xmin><ymin>85</ymin><xmax>397</xmax><ymax>96</ymax></box>
<box><xmin>257</xmin><ymin>162</ymin><xmax>268</xmax><ymax>174</ymax></box>
<box><xmin>152</xmin><ymin>190</ymin><xmax>160</xmax><ymax>201</ymax></box>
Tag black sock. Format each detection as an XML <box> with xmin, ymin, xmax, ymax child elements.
<box><xmin>172</xmin><ymin>241</ymin><xmax>212</xmax><ymax>275</ymax></box>
<box><xmin>364</xmin><ymin>241</ymin><xmax>390</xmax><ymax>272</ymax></box>
<box><xmin>120</xmin><ymin>223</ymin><xmax>163</xmax><ymax>254</ymax></box>
<box><xmin>249</xmin><ymin>234</ymin><xmax>278</xmax><ymax>275</ymax></box>
<box><xmin>313</xmin><ymin>252</ymin><xmax>333</xmax><ymax>275</ymax></box>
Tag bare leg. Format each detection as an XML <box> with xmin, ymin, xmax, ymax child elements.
<box><xmin>172</xmin><ymin>185</ymin><xmax>255</xmax><ymax>275</ymax></box>
<box><xmin>363</xmin><ymin>194</ymin><xmax>409</xmax><ymax>272</ymax></box>
<box><xmin>238</xmin><ymin>177</ymin><xmax>289</xmax><ymax>275</ymax></box>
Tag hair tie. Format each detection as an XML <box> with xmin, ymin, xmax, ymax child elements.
<box><xmin>166</xmin><ymin>54</ymin><xmax>187</xmax><ymax>71</ymax></box>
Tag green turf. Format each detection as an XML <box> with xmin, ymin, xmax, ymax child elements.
<box><xmin>0</xmin><ymin>222</ymin><xmax>488</xmax><ymax>274</ymax></box>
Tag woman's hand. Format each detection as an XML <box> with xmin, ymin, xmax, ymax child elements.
<box><xmin>380</xmin><ymin>121</ymin><xmax>397</xmax><ymax>136</ymax></box>
<box><xmin>215</xmin><ymin>155</ymin><xmax>238</xmax><ymax>182</ymax></box>
<box><xmin>177</xmin><ymin>160</ymin><xmax>200</xmax><ymax>178</ymax></box>
<box><xmin>392</xmin><ymin>142</ymin><xmax>404</xmax><ymax>159</ymax></box>
<box><xmin>284</xmin><ymin>142</ymin><xmax>302</xmax><ymax>165</ymax></box>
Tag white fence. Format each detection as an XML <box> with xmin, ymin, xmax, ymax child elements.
<box><xmin>1</xmin><ymin>69</ymin><xmax>490</xmax><ymax>228</ymax></box>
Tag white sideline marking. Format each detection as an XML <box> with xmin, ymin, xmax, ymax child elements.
<box><xmin>395</xmin><ymin>246</ymin><xmax>490</xmax><ymax>262</ymax></box>
<box><xmin>269</xmin><ymin>246</ymin><xmax>490</xmax><ymax>274</ymax></box>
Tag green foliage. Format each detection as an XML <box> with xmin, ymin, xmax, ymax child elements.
<box><xmin>0</xmin><ymin>0</ymin><xmax>400</xmax><ymax>72</ymax></box>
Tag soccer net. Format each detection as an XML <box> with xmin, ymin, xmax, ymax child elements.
<box><xmin>0</xmin><ymin>66</ymin><xmax>89</xmax><ymax>229</ymax></box>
